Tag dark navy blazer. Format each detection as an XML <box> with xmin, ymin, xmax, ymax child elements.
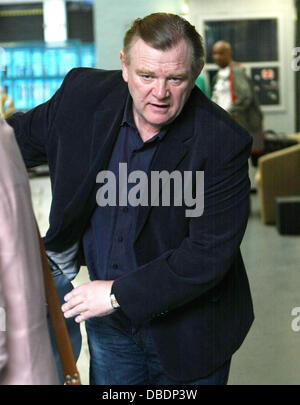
<box><xmin>8</xmin><ymin>68</ymin><xmax>254</xmax><ymax>381</ymax></box>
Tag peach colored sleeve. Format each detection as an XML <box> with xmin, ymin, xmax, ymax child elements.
<box><xmin>0</xmin><ymin>268</ymin><xmax>8</xmax><ymax>373</ymax></box>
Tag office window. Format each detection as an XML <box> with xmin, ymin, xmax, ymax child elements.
<box><xmin>0</xmin><ymin>3</ymin><xmax>43</xmax><ymax>42</ymax></box>
<box><xmin>204</xmin><ymin>19</ymin><xmax>278</xmax><ymax>63</ymax></box>
<box><xmin>67</xmin><ymin>1</ymin><xmax>94</xmax><ymax>42</ymax></box>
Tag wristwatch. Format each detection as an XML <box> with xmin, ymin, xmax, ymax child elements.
<box><xmin>110</xmin><ymin>293</ymin><xmax>120</xmax><ymax>309</ymax></box>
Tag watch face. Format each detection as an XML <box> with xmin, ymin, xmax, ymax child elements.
<box><xmin>110</xmin><ymin>294</ymin><xmax>120</xmax><ymax>309</ymax></box>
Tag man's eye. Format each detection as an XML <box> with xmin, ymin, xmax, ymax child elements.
<box><xmin>170</xmin><ymin>77</ymin><xmax>182</xmax><ymax>83</ymax></box>
<box><xmin>141</xmin><ymin>74</ymin><xmax>152</xmax><ymax>80</ymax></box>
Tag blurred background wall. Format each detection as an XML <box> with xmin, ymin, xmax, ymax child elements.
<box><xmin>0</xmin><ymin>0</ymin><xmax>298</xmax><ymax>136</ymax></box>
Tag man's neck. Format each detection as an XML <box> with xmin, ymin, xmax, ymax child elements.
<box><xmin>138</xmin><ymin>128</ymin><xmax>160</xmax><ymax>143</ymax></box>
<box><xmin>133</xmin><ymin>111</ymin><xmax>162</xmax><ymax>143</ymax></box>
<box><xmin>220</xmin><ymin>63</ymin><xmax>231</xmax><ymax>70</ymax></box>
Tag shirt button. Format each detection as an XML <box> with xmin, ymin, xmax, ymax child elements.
<box><xmin>112</xmin><ymin>263</ymin><xmax>118</xmax><ymax>269</ymax></box>
<box><xmin>118</xmin><ymin>236</ymin><xmax>123</xmax><ymax>242</ymax></box>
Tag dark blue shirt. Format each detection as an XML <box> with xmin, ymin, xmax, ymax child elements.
<box><xmin>82</xmin><ymin>95</ymin><xmax>167</xmax><ymax>284</ymax></box>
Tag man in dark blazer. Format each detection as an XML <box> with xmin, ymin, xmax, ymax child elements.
<box><xmin>7</xmin><ymin>13</ymin><xmax>254</xmax><ymax>385</ymax></box>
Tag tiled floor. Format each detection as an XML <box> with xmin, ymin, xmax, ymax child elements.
<box><xmin>229</xmin><ymin>195</ymin><xmax>300</xmax><ymax>385</ymax></box>
<box><xmin>30</xmin><ymin>176</ymin><xmax>300</xmax><ymax>385</ymax></box>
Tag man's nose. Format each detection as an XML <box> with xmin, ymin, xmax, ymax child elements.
<box><xmin>153</xmin><ymin>80</ymin><xmax>169</xmax><ymax>99</ymax></box>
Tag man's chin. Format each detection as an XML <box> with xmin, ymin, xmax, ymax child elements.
<box><xmin>145</xmin><ymin>114</ymin><xmax>175</xmax><ymax>128</ymax></box>
<box><xmin>135</xmin><ymin>111</ymin><xmax>178</xmax><ymax>133</ymax></box>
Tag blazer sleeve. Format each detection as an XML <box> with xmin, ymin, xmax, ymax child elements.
<box><xmin>112</xmin><ymin>128</ymin><xmax>252</xmax><ymax>325</ymax></box>
<box><xmin>6</xmin><ymin>69</ymin><xmax>77</xmax><ymax>168</ymax></box>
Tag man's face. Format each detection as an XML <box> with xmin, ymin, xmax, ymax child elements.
<box><xmin>120</xmin><ymin>38</ymin><xmax>195</xmax><ymax>135</ymax></box>
<box><xmin>212</xmin><ymin>44</ymin><xmax>232</xmax><ymax>68</ymax></box>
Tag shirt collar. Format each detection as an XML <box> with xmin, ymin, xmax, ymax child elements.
<box><xmin>121</xmin><ymin>93</ymin><xmax>135</xmax><ymax>128</ymax></box>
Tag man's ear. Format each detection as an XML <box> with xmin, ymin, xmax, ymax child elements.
<box><xmin>120</xmin><ymin>51</ymin><xmax>128</xmax><ymax>82</ymax></box>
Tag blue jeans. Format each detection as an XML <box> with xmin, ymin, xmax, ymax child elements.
<box><xmin>85</xmin><ymin>316</ymin><xmax>231</xmax><ymax>385</ymax></box>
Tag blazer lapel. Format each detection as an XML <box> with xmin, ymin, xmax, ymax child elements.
<box><xmin>61</xmin><ymin>83</ymin><xmax>128</xmax><ymax>234</ymax></box>
<box><xmin>134</xmin><ymin>106</ymin><xmax>195</xmax><ymax>242</ymax></box>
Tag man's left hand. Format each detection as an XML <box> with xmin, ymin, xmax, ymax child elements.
<box><xmin>61</xmin><ymin>280</ymin><xmax>115</xmax><ymax>323</ymax></box>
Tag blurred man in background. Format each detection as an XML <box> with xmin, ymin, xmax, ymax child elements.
<box><xmin>211</xmin><ymin>40</ymin><xmax>263</xmax><ymax>152</ymax></box>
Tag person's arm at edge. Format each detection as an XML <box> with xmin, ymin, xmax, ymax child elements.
<box><xmin>0</xmin><ymin>276</ymin><xmax>8</xmax><ymax>374</ymax></box>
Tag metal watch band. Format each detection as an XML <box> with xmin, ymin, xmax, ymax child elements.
<box><xmin>110</xmin><ymin>293</ymin><xmax>120</xmax><ymax>309</ymax></box>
